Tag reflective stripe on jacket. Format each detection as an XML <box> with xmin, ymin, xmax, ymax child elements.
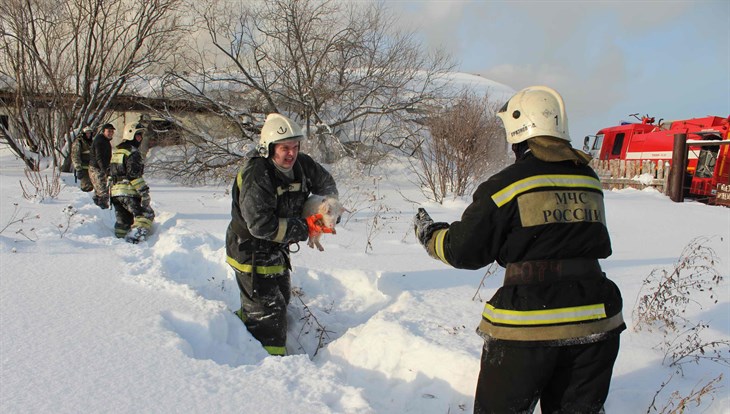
<box><xmin>225</xmin><ymin>256</ymin><xmax>287</xmax><ymax>276</ymax></box>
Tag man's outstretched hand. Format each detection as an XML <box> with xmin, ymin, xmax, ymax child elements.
<box><xmin>413</xmin><ymin>208</ymin><xmax>448</xmax><ymax>247</ymax></box>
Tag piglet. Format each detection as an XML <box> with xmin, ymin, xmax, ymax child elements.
<box><xmin>302</xmin><ymin>195</ymin><xmax>345</xmax><ymax>251</ymax></box>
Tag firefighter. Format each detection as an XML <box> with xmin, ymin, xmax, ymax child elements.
<box><xmin>71</xmin><ymin>126</ymin><xmax>95</xmax><ymax>192</ymax></box>
<box><xmin>110</xmin><ymin>122</ymin><xmax>154</xmax><ymax>243</ymax></box>
<box><xmin>89</xmin><ymin>123</ymin><xmax>115</xmax><ymax>209</ymax></box>
<box><xmin>226</xmin><ymin>113</ymin><xmax>338</xmax><ymax>356</ymax></box>
<box><xmin>414</xmin><ymin>86</ymin><xmax>625</xmax><ymax>414</ymax></box>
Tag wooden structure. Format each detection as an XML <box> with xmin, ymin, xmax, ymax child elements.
<box><xmin>590</xmin><ymin>158</ymin><xmax>671</xmax><ymax>194</ymax></box>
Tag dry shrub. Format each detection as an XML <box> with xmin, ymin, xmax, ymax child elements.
<box><xmin>413</xmin><ymin>90</ymin><xmax>508</xmax><ymax>203</ymax></box>
<box><xmin>20</xmin><ymin>167</ymin><xmax>62</xmax><ymax>201</ymax></box>
<box><xmin>633</xmin><ymin>236</ymin><xmax>723</xmax><ymax>332</ymax></box>
<box><xmin>635</xmin><ymin>236</ymin><xmax>728</xmax><ymax>412</ymax></box>
<box><xmin>647</xmin><ymin>373</ymin><xmax>724</xmax><ymax>414</ymax></box>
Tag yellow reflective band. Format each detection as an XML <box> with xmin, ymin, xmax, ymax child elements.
<box><xmin>130</xmin><ymin>177</ymin><xmax>147</xmax><ymax>191</ymax></box>
<box><xmin>132</xmin><ymin>217</ymin><xmax>153</xmax><ymax>230</ymax></box>
<box><xmin>110</xmin><ymin>182</ymin><xmax>136</xmax><ymax>197</ymax></box>
<box><xmin>111</xmin><ymin>149</ymin><xmax>131</xmax><ymax>164</ymax></box>
<box><xmin>432</xmin><ymin>228</ymin><xmax>449</xmax><ymax>264</ymax></box>
<box><xmin>234</xmin><ymin>309</ymin><xmax>247</xmax><ymax>322</ymax></box>
<box><xmin>273</xmin><ymin>218</ymin><xmax>287</xmax><ymax>243</ymax></box>
<box><xmin>264</xmin><ymin>345</ymin><xmax>286</xmax><ymax>356</ymax></box>
<box><xmin>482</xmin><ymin>303</ymin><xmax>606</xmax><ymax>326</ymax></box>
<box><xmin>491</xmin><ymin>175</ymin><xmax>603</xmax><ymax>208</ymax></box>
<box><xmin>236</xmin><ymin>168</ymin><xmax>244</xmax><ymax>191</ymax></box>
<box><xmin>479</xmin><ymin>312</ymin><xmax>625</xmax><ymax>342</ymax></box>
<box><xmin>225</xmin><ymin>256</ymin><xmax>286</xmax><ymax>275</ymax></box>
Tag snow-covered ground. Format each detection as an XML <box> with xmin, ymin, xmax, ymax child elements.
<box><xmin>1</xmin><ymin>150</ymin><xmax>728</xmax><ymax>413</ymax></box>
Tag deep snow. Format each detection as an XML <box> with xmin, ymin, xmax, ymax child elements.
<box><xmin>1</xmin><ymin>149</ymin><xmax>728</xmax><ymax>414</ymax></box>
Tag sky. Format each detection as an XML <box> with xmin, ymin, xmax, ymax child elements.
<box><xmin>1</xmin><ymin>147</ymin><xmax>729</xmax><ymax>413</ymax></box>
<box><xmin>390</xmin><ymin>0</ymin><xmax>730</xmax><ymax>148</ymax></box>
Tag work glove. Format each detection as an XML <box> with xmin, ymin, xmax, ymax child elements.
<box><xmin>286</xmin><ymin>218</ymin><xmax>310</xmax><ymax>243</ymax></box>
<box><xmin>305</xmin><ymin>213</ymin><xmax>335</xmax><ymax>238</ymax></box>
<box><xmin>413</xmin><ymin>208</ymin><xmax>449</xmax><ymax>248</ymax></box>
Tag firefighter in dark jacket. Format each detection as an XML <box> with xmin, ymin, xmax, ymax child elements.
<box><xmin>110</xmin><ymin>122</ymin><xmax>155</xmax><ymax>243</ymax></box>
<box><xmin>226</xmin><ymin>113</ymin><xmax>338</xmax><ymax>356</ymax></box>
<box><xmin>71</xmin><ymin>126</ymin><xmax>94</xmax><ymax>192</ymax></box>
<box><xmin>414</xmin><ymin>86</ymin><xmax>625</xmax><ymax>414</ymax></box>
<box><xmin>89</xmin><ymin>123</ymin><xmax>115</xmax><ymax>209</ymax></box>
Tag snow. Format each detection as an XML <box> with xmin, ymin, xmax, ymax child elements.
<box><xmin>1</xmin><ymin>149</ymin><xmax>728</xmax><ymax>414</ymax></box>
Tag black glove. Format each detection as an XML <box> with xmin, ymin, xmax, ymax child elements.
<box><xmin>285</xmin><ymin>218</ymin><xmax>310</xmax><ymax>243</ymax></box>
<box><xmin>413</xmin><ymin>208</ymin><xmax>449</xmax><ymax>247</ymax></box>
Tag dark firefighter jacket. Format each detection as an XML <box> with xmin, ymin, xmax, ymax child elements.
<box><xmin>226</xmin><ymin>151</ymin><xmax>338</xmax><ymax>277</ymax></box>
<box><xmin>109</xmin><ymin>141</ymin><xmax>149</xmax><ymax>198</ymax></box>
<box><xmin>89</xmin><ymin>134</ymin><xmax>112</xmax><ymax>172</ymax></box>
<box><xmin>429</xmin><ymin>152</ymin><xmax>625</xmax><ymax>346</ymax></box>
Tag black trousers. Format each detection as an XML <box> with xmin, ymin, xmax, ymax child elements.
<box><xmin>111</xmin><ymin>196</ymin><xmax>155</xmax><ymax>237</ymax></box>
<box><xmin>474</xmin><ymin>336</ymin><xmax>620</xmax><ymax>414</ymax></box>
<box><xmin>234</xmin><ymin>269</ymin><xmax>291</xmax><ymax>355</ymax></box>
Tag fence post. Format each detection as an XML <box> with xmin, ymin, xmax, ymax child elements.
<box><xmin>663</xmin><ymin>162</ymin><xmax>671</xmax><ymax>195</ymax></box>
<box><xmin>668</xmin><ymin>133</ymin><xmax>688</xmax><ymax>202</ymax></box>
<box><xmin>657</xmin><ymin>160</ymin><xmax>664</xmax><ymax>180</ymax></box>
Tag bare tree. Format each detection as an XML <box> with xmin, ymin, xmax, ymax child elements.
<box><xmin>412</xmin><ymin>90</ymin><xmax>509</xmax><ymax>203</ymax></box>
<box><xmin>0</xmin><ymin>0</ymin><xmax>185</xmax><ymax>170</ymax></box>
<box><xmin>152</xmin><ymin>0</ymin><xmax>454</xmax><ymax>182</ymax></box>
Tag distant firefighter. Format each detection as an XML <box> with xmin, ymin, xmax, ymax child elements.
<box><xmin>71</xmin><ymin>126</ymin><xmax>95</xmax><ymax>192</ymax></box>
<box><xmin>89</xmin><ymin>123</ymin><xmax>116</xmax><ymax>209</ymax></box>
<box><xmin>109</xmin><ymin>122</ymin><xmax>154</xmax><ymax>243</ymax></box>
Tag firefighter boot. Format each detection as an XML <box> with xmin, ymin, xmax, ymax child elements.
<box><xmin>125</xmin><ymin>227</ymin><xmax>148</xmax><ymax>244</ymax></box>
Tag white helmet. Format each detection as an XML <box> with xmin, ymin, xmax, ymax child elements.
<box><xmin>497</xmin><ymin>85</ymin><xmax>570</xmax><ymax>143</ymax></box>
<box><xmin>82</xmin><ymin>126</ymin><xmax>93</xmax><ymax>134</ymax></box>
<box><xmin>257</xmin><ymin>113</ymin><xmax>304</xmax><ymax>157</ymax></box>
<box><xmin>121</xmin><ymin>122</ymin><xmax>145</xmax><ymax>142</ymax></box>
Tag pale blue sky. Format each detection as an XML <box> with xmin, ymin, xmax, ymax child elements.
<box><xmin>390</xmin><ymin>0</ymin><xmax>729</xmax><ymax>146</ymax></box>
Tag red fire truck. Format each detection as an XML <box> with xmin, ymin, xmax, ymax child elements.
<box><xmin>583</xmin><ymin>114</ymin><xmax>730</xmax><ymax>204</ymax></box>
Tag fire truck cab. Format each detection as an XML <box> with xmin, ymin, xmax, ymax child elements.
<box><xmin>584</xmin><ymin>114</ymin><xmax>730</xmax><ymax>203</ymax></box>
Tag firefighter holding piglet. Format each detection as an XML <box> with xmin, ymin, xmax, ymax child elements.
<box><xmin>225</xmin><ymin>113</ymin><xmax>338</xmax><ymax>356</ymax></box>
<box><xmin>414</xmin><ymin>86</ymin><xmax>625</xmax><ymax>414</ymax></box>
